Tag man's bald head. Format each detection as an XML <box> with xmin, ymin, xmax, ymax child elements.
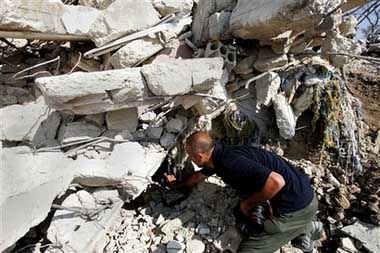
<box><xmin>185</xmin><ymin>131</ymin><xmax>214</xmax><ymax>155</ymax></box>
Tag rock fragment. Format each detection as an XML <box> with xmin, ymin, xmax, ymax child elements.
<box><xmin>110</xmin><ymin>36</ymin><xmax>165</xmax><ymax>69</ymax></box>
<box><xmin>0</xmin><ymin>97</ymin><xmax>50</xmax><ymax>142</ymax></box>
<box><xmin>167</xmin><ymin>240</ymin><xmax>185</xmax><ymax>253</ymax></box>
<box><xmin>141</xmin><ymin>57</ymin><xmax>224</xmax><ymax>96</ymax></box>
<box><xmin>187</xmin><ymin>239</ymin><xmax>206</xmax><ymax>253</ymax></box>
<box><xmin>341</xmin><ymin>221</ymin><xmax>380</xmax><ymax>253</ymax></box>
<box><xmin>0</xmin><ymin>147</ymin><xmax>74</xmax><ymax>252</ymax></box>
<box><xmin>273</xmin><ymin>94</ymin><xmax>296</xmax><ymax>139</ymax></box>
<box><xmin>152</xmin><ymin>0</ymin><xmax>193</xmax><ymax>16</ymax></box>
<box><xmin>322</xmin><ymin>31</ymin><xmax>362</xmax><ymax>68</ymax></box>
<box><xmin>229</xmin><ymin>0</ymin><xmax>344</xmax><ymax>40</ymax></box>
<box><xmin>58</xmin><ymin>121</ymin><xmax>102</xmax><ymax>144</ymax></box>
<box><xmin>255</xmin><ymin>72</ymin><xmax>281</xmax><ymax>107</ymax></box>
<box><xmin>36</xmin><ymin>68</ymin><xmax>149</xmax><ymax>115</ymax></box>
<box><xmin>254</xmin><ymin>47</ymin><xmax>288</xmax><ymax>72</ymax></box>
<box><xmin>105</xmin><ymin>108</ymin><xmax>138</xmax><ymax>132</ymax></box>
<box><xmin>89</xmin><ymin>0</ymin><xmax>160</xmax><ymax>46</ymax></box>
<box><xmin>46</xmin><ymin>189</ymin><xmax>123</xmax><ymax>253</ymax></box>
<box><xmin>166</xmin><ymin>118</ymin><xmax>184</xmax><ymax>133</ymax></box>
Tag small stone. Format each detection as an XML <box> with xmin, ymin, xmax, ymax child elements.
<box><xmin>147</xmin><ymin>127</ymin><xmax>164</xmax><ymax>139</ymax></box>
<box><xmin>187</xmin><ymin>239</ymin><xmax>206</xmax><ymax>253</ymax></box>
<box><xmin>160</xmin><ymin>132</ymin><xmax>176</xmax><ymax>148</ymax></box>
<box><xmin>140</xmin><ymin>111</ymin><xmax>157</xmax><ymax>123</ymax></box>
<box><xmin>341</xmin><ymin>237</ymin><xmax>359</xmax><ymax>253</ymax></box>
<box><xmin>167</xmin><ymin>240</ymin><xmax>185</xmax><ymax>253</ymax></box>
<box><xmin>196</xmin><ymin>223</ymin><xmax>211</xmax><ymax>235</ymax></box>
<box><xmin>165</xmin><ymin>118</ymin><xmax>184</xmax><ymax>133</ymax></box>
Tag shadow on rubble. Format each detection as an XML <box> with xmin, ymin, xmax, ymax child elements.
<box><xmin>117</xmin><ymin>162</ymin><xmax>240</xmax><ymax>252</ymax></box>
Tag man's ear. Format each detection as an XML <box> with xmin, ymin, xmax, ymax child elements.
<box><xmin>194</xmin><ymin>152</ymin><xmax>203</xmax><ymax>161</ymax></box>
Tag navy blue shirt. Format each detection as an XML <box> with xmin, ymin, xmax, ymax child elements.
<box><xmin>201</xmin><ymin>143</ymin><xmax>314</xmax><ymax>216</ymax></box>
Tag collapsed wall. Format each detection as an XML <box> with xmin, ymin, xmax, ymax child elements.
<box><xmin>0</xmin><ymin>0</ymin><xmax>379</xmax><ymax>252</ymax></box>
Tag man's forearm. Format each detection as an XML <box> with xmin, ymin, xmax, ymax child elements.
<box><xmin>172</xmin><ymin>171</ymin><xmax>207</xmax><ymax>189</ymax></box>
<box><xmin>240</xmin><ymin>171</ymin><xmax>285</xmax><ymax>215</ymax></box>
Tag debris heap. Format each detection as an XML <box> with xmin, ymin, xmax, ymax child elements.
<box><xmin>0</xmin><ymin>0</ymin><xmax>379</xmax><ymax>252</ymax></box>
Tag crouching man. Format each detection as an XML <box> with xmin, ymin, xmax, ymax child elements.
<box><xmin>167</xmin><ymin>131</ymin><xmax>322</xmax><ymax>253</ymax></box>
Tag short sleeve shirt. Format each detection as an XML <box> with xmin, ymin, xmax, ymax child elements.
<box><xmin>200</xmin><ymin>143</ymin><xmax>314</xmax><ymax>216</ymax></box>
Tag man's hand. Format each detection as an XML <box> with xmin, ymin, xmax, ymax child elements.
<box><xmin>165</xmin><ymin>174</ymin><xmax>179</xmax><ymax>189</ymax></box>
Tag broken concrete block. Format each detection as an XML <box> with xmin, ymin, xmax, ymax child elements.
<box><xmin>292</xmin><ymin>86</ymin><xmax>315</xmax><ymax>117</ymax></box>
<box><xmin>165</xmin><ymin>118</ymin><xmax>184</xmax><ymax>133</ymax></box>
<box><xmin>106</xmin><ymin>142</ymin><xmax>145</xmax><ymax>176</ymax></box>
<box><xmin>118</xmin><ymin>144</ymin><xmax>167</xmax><ymax>200</ymax></box>
<box><xmin>341</xmin><ymin>221</ymin><xmax>380</xmax><ymax>253</ymax></box>
<box><xmin>230</xmin><ymin>0</ymin><xmax>345</xmax><ymax>41</ymax></box>
<box><xmin>75</xmin><ymin>143</ymin><xmax>165</xmax><ymax>189</ymax></box>
<box><xmin>89</xmin><ymin>0</ymin><xmax>160</xmax><ymax>46</ymax></box>
<box><xmin>147</xmin><ymin>127</ymin><xmax>164</xmax><ymax>140</ymax></box>
<box><xmin>273</xmin><ymin>93</ymin><xmax>296</xmax><ymax>139</ymax></box>
<box><xmin>58</xmin><ymin>121</ymin><xmax>102</xmax><ymax>144</ymax></box>
<box><xmin>62</xmin><ymin>5</ymin><xmax>101</xmax><ymax>35</ymax></box>
<box><xmin>208</xmin><ymin>11</ymin><xmax>232</xmax><ymax>41</ymax></box>
<box><xmin>105</xmin><ymin>108</ymin><xmax>138</xmax><ymax>132</ymax></box>
<box><xmin>167</xmin><ymin>240</ymin><xmax>185</xmax><ymax>253</ymax></box>
<box><xmin>255</xmin><ymin>72</ymin><xmax>281</xmax><ymax>107</ymax></box>
<box><xmin>191</xmin><ymin>0</ymin><xmax>237</xmax><ymax>45</ymax></box>
<box><xmin>160</xmin><ymin>132</ymin><xmax>176</xmax><ymax>148</ymax></box>
<box><xmin>205</xmin><ymin>41</ymin><xmax>236</xmax><ymax>72</ymax></box>
<box><xmin>254</xmin><ymin>47</ymin><xmax>288</xmax><ymax>72</ymax></box>
<box><xmin>233</xmin><ymin>51</ymin><xmax>258</xmax><ymax>75</ymax></box>
<box><xmin>0</xmin><ymin>0</ymin><xmax>100</xmax><ymax>41</ymax></box>
<box><xmin>46</xmin><ymin>189</ymin><xmax>123</xmax><ymax>253</ymax></box>
<box><xmin>0</xmin><ymin>0</ymin><xmax>67</xmax><ymax>34</ymax></box>
<box><xmin>152</xmin><ymin>0</ymin><xmax>193</xmax><ymax>16</ymax></box>
<box><xmin>193</xmin><ymin>82</ymin><xmax>228</xmax><ymax>116</ymax></box>
<box><xmin>110</xmin><ymin>35</ymin><xmax>164</xmax><ymax>69</ymax></box>
<box><xmin>322</xmin><ymin>31</ymin><xmax>362</xmax><ymax>68</ymax></box>
<box><xmin>36</xmin><ymin>68</ymin><xmax>152</xmax><ymax>115</ymax></box>
<box><xmin>32</xmin><ymin>111</ymin><xmax>61</xmax><ymax>148</ymax></box>
<box><xmin>73</xmin><ymin>158</ymin><xmax>118</xmax><ymax>187</ymax></box>
<box><xmin>340</xmin><ymin>237</ymin><xmax>359</xmax><ymax>253</ymax></box>
<box><xmin>141</xmin><ymin>58</ymin><xmax>224</xmax><ymax>96</ymax></box>
<box><xmin>0</xmin><ymin>146</ymin><xmax>74</xmax><ymax>252</ymax></box>
<box><xmin>0</xmin><ymin>97</ymin><xmax>50</xmax><ymax>142</ymax></box>
<box><xmin>140</xmin><ymin>111</ymin><xmax>157</xmax><ymax>123</ymax></box>
<box><xmin>84</xmin><ymin>113</ymin><xmax>105</xmax><ymax>126</ymax></box>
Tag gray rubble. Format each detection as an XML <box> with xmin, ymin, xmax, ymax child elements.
<box><xmin>0</xmin><ymin>97</ymin><xmax>50</xmax><ymax>142</ymax></box>
<box><xmin>0</xmin><ymin>0</ymin><xmax>377</xmax><ymax>251</ymax></box>
<box><xmin>273</xmin><ymin>93</ymin><xmax>296</xmax><ymax>139</ymax></box>
<box><xmin>36</xmin><ymin>68</ymin><xmax>149</xmax><ymax>115</ymax></box>
<box><xmin>341</xmin><ymin>222</ymin><xmax>380</xmax><ymax>253</ymax></box>
<box><xmin>141</xmin><ymin>57</ymin><xmax>224</xmax><ymax>96</ymax></box>
<box><xmin>152</xmin><ymin>0</ymin><xmax>194</xmax><ymax>16</ymax></box>
<box><xmin>0</xmin><ymin>146</ymin><xmax>74</xmax><ymax>252</ymax></box>
<box><xmin>46</xmin><ymin>189</ymin><xmax>123</xmax><ymax>253</ymax></box>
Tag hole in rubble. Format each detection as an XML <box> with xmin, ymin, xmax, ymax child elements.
<box><xmin>227</xmin><ymin>52</ymin><xmax>235</xmax><ymax>62</ymax></box>
<box><xmin>220</xmin><ymin>46</ymin><xmax>228</xmax><ymax>55</ymax></box>
<box><xmin>210</xmin><ymin>42</ymin><xmax>219</xmax><ymax>51</ymax></box>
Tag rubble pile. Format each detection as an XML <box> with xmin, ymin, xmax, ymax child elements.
<box><xmin>0</xmin><ymin>0</ymin><xmax>379</xmax><ymax>252</ymax></box>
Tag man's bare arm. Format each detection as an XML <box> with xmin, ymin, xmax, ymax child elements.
<box><xmin>167</xmin><ymin>171</ymin><xmax>208</xmax><ymax>189</ymax></box>
<box><xmin>240</xmin><ymin>171</ymin><xmax>285</xmax><ymax>216</ymax></box>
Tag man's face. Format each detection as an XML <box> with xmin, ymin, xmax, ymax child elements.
<box><xmin>186</xmin><ymin>145</ymin><xmax>206</xmax><ymax>167</ymax></box>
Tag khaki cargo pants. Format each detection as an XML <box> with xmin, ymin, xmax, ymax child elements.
<box><xmin>238</xmin><ymin>194</ymin><xmax>318</xmax><ymax>253</ymax></box>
